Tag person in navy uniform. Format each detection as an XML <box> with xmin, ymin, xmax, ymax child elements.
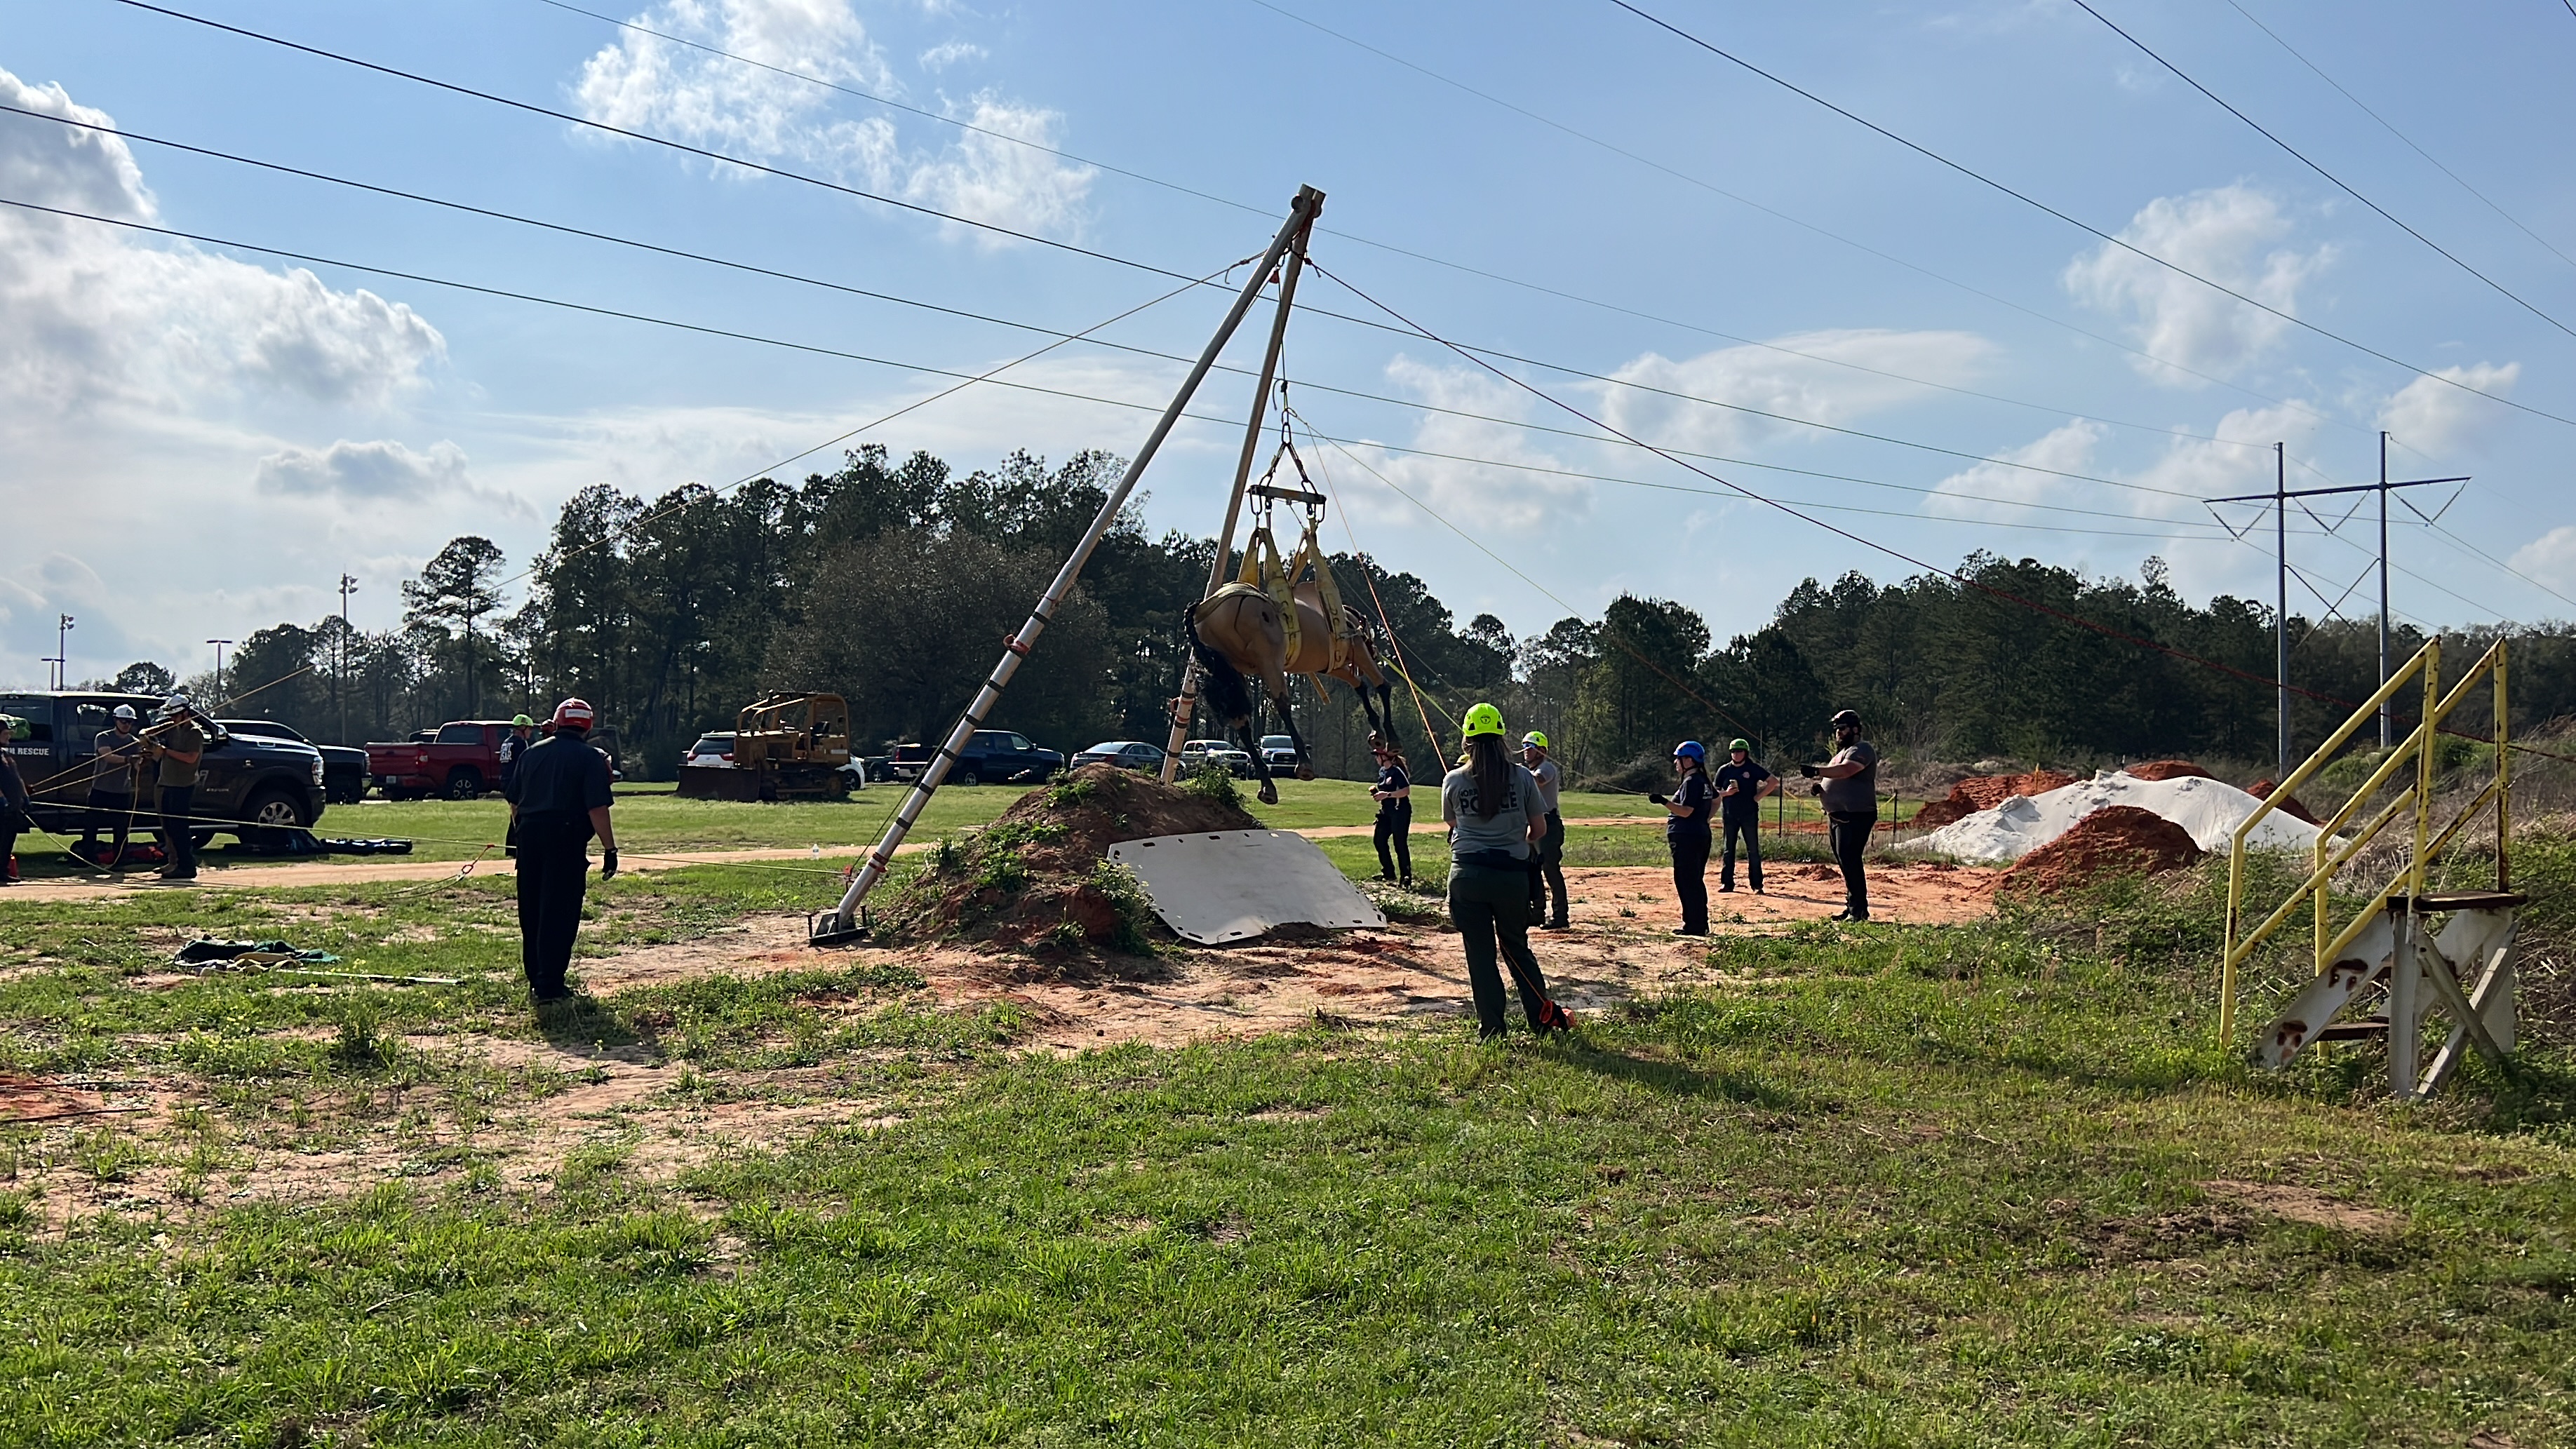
<box><xmin>1368</xmin><ymin>738</ymin><xmax>1413</xmax><ymax>887</ymax></box>
<box><xmin>1712</xmin><ymin>738</ymin><xmax>1778</xmax><ymax>894</ymax></box>
<box><xmin>503</xmin><ymin>698</ymin><xmax>618</xmax><ymax>1006</ymax></box>
<box><xmin>1649</xmin><ymin>740</ymin><xmax>1717</xmax><ymax>935</ymax></box>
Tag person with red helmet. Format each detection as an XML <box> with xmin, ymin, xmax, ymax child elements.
<box><xmin>503</xmin><ymin>696</ymin><xmax>619</xmax><ymax>1006</ymax></box>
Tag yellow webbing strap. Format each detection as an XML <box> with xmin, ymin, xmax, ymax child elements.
<box><xmin>1287</xmin><ymin>517</ymin><xmax>1349</xmax><ymax>670</ymax></box>
<box><xmin>1235</xmin><ymin>525</ymin><xmax>1300</xmax><ymax>659</ymax></box>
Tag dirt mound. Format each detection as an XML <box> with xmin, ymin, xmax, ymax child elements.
<box><xmin>2124</xmin><ymin>759</ymin><xmax>2213</xmax><ymax>782</ymax></box>
<box><xmin>1996</xmin><ymin>805</ymin><xmax>2202</xmax><ymax>900</ymax></box>
<box><xmin>1910</xmin><ymin>769</ymin><xmax>2079</xmax><ymax>830</ymax></box>
<box><xmin>878</xmin><ymin>764</ymin><xmax>1262</xmax><ymax>955</ymax></box>
<box><xmin>2248</xmin><ymin>779</ymin><xmax>2324</xmax><ymax>827</ymax></box>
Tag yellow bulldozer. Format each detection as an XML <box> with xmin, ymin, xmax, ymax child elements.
<box><xmin>676</xmin><ymin>692</ymin><xmax>854</xmax><ymax>802</ymax></box>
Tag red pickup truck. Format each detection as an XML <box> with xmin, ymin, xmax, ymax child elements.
<box><xmin>368</xmin><ymin>720</ymin><xmax>522</xmax><ymax>800</ymax></box>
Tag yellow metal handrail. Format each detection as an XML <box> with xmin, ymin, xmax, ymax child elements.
<box><xmin>2217</xmin><ymin>638</ymin><xmax>2509</xmax><ymax>1043</ymax></box>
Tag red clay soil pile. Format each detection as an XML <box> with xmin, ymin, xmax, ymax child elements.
<box><xmin>1996</xmin><ymin>805</ymin><xmax>2203</xmax><ymax>901</ymax></box>
<box><xmin>1910</xmin><ymin>769</ymin><xmax>2080</xmax><ymax>830</ymax></box>
<box><xmin>2248</xmin><ymin>779</ymin><xmax>2325</xmax><ymax>827</ymax></box>
<box><xmin>2123</xmin><ymin>759</ymin><xmax>2214</xmax><ymax>782</ymax></box>
<box><xmin>879</xmin><ymin>764</ymin><xmax>1262</xmax><ymax>955</ymax></box>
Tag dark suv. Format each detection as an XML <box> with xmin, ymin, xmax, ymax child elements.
<box><xmin>1</xmin><ymin>692</ymin><xmax>328</xmax><ymax>847</ymax></box>
<box><xmin>222</xmin><ymin>719</ymin><xmax>370</xmax><ymax>804</ymax></box>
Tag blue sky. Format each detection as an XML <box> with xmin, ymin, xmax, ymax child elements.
<box><xmin>5</xmin><ymin>0</ymin><xmax>2573</xmax><ymax>688</ymax></box>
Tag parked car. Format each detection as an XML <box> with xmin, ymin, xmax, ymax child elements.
<box><xmin>0</xmin><ymin>691</ymin><xmax>326</xmax><ymax>847</ymax></box>
<box><xmin>684</xmin><ymin>732</ymin><xmax>735</xmax><ymax>768</ymax></box>
<box><xmin>1072</xmin><ymin>740</ymin><xmax>1167</xmax><ymax>772</ymax></box>
<box><xmin>366</xmin><ymin>720</ymin><xmax>519</xmax><ymax>800</ymax></box>
<box><xmin>1259</xmin><ymin>734</ymin><xmax>1299</xmax><ymax>771</ymax></box>
<box><xmin>1179</xmin><ymin>739</ymin><xmax>1254</xmax><ymax>777</ymax></box>
<box><xmin>872</xmin><ymin>731</ymin><xmax>1065</xmax><ymax>786</ymax></box>
<box><xmin>222</xmin><ymin>718</ymin><xmax>370</xmax><ymax>804</ymax></box>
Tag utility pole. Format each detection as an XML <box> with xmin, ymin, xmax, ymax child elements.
<box><xmin>53</xmin><ymin>614</ymin><xmax>73</xmax><ymax>690</ymax></box>
<box><xmin>208</xmin><ymin>638</ymin><xmax>234</xmax><ymax>703</ymax></box>
<box><xmin>338</xmin><ymin>573</ymin><xmax>359</xmax><ymax>743</ymax></box>
<box><xmin>2213</xmin><ymin>447</ymin><xmax>2467</xmax><ymax>774</ymax></box>
<box><xmin>1161</xmin><ymin>190</ymin><xmax>1324</xmax><ymax>782</ymax></box>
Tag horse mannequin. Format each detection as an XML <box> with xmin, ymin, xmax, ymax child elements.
<box><xmin>1185</xmin><ymin>579</ymin><xmax>1399</xmax><ymax>805</ymax></box>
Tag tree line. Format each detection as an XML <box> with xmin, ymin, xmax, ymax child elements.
<box><xmin>98</xmin><ymin>443</ymin><xmax>2576</xmax><ymax>781</ymax></box>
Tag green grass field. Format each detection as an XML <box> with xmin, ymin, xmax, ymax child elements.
<box><xmin>8</xmin><ymin>819</ymin><xmax>2563</xmax><ymax>1444</ymax></box>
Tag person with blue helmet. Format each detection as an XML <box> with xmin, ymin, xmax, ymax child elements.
<box><xmin>1648</xmin><ymin>739</ymin><xmax>1717</xmax><ymax>934</ymax></box>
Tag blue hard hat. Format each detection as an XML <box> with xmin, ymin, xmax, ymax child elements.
<box><xmin>1672</xmin><ymin>740</ymin><xmax>1706</xmax><ymax>761</ymax></box>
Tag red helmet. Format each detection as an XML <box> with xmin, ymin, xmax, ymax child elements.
<box><xmin>550</xmin><ymin>697</ymin><xmax>596</xmax><ymax>731</ymax></box>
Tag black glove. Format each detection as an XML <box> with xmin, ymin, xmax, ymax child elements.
<box><xmin>1646</xmin><ymin>791</ymin><xmax>1667</xmax><ymax>805</ymax></box>
<box><xmin>1799</xmin><ymin>762</ymin><xmax>1820</xmax><ymax>778</ymax></box>
<box><xmin>601</xmin><ymin>847</ymin><xmax>619</xmax><ymax>879</ymax></box>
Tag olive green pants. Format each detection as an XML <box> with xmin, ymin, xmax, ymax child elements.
<box><xmin>1447</xmin><ymin>861</ymin><xmax>1553</xmax><ymax>1037</ymax></box>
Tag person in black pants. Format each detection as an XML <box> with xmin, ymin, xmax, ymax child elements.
<box><xmin>1800</xmin><ymin>710</ymin><xmax>1880</xmax><ymax>922</ymax></box>
<box><xmin>1650</xmin><ymin>740</ymin><xmax>1717</xmax><ymax>935</ymax></box>
<box><xmin>0</xmin><ymin>714</ymin><xmax>30</xmax><ymax>884</ymax></box>
<box><xmin>504</xmin><ymin>698</ymin><xmax>619</xmax><ymax>1006</ymax></box>
<box><xmin>1369</xmin><ymin>741</ymin><xmax>1412</xmax><ymax>886</ymax></box>
<box><xmin>1441</xmin><ymin>704</ymin><xmax>1567</xmax><ymax>1039</ymax></box>
<box><xmin>1712</xmin><ymin>738</ymin><xmax>1777</xmax><ymax>894</ymax></box>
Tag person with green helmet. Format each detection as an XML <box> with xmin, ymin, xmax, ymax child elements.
<box><xmin>1647</xmin><ymin>740</ymin><xmax>1716</xmax><ymax>934</ymax></box>
<box><xmin>1441</xmin><ymin>703</ymin><xmax>1568</xmax><ymax>1039</ymax></box>
<box><xmin>1711</xmin><ymin>738</ymin><xmax>1778</xmax><ymax>894</ymax></box>
<box><xmin>1519</xmin><ymin>729</ymin><xmax>1567</xmax><ymax>928</ymax></box>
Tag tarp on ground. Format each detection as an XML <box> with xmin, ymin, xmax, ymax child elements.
<box><xmin>1905</xmin><ymin>769</ymin><xmax>2323</xmax><ymax>863</ymax></box>
<box><xmin>1106</xmin><ymin>829</ymin><xmax>1386</xmax><ymax>945</ymax></box>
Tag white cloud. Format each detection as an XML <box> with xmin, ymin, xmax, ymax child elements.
<box><xmin>2064</xmin><ymin>184</ymin><xmax>2330</xmax><ymax>386</ymax></box>
<box><xmin>0</xmin><ymin>66</ymin><xmax>445</xmax><ymax>415</ymax></box>
<box><xmin>575</xmin><ymin>0</ymin><xmax>900</xmax><ymax>180</ymax></box>
<box><xmin>1332</xmin><ymin>358</ymin><xmax>1590</xmax><ymax>532</ymax></box>
<box><xmin>901</xmin><ymin>95</ymin><xmax>1095</xmax><ymax>243</ymax></box>
<box><xmin>2375</xmin><ymin>362</ymin><xmax>2520</xmax><ymax>457</ymax></box>
<box><xmin>2511</xmin><ymin>526</ymin><xmax>2576</xmax><ymax>595</ymax></box>
<box><xmin>918</xmin><ymin>40</ymin><xmax>985</xmax><ymax>71</ymax></box>
<box><xmin>253</xmin><ymin>439</ymin><xmax>474</xmax><ymax>500</ymax></box>
<box><xmin>574</xmin><ymin>4</ymin><xmax>1093</xmax><ymax>239</ymax></box>
<box><xmin>1596</xmin><ymin>329</ymin><xmax>1993</xmax><ymax>455</ymax></box>
<box><xmin>1927</xmin><ymin>419</ymin><xmax>2105</xmax><ymax>520</ymax></box>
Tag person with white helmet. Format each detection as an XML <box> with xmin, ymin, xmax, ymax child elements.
<box><xmin>504</xmin><ymin>697</ymin><xmax>619</xmax><ymax>1006</ymax></box>
<box><xmin>1441</xmin><ymin>703</ymin><xmax>1569</xmax><ymax>1039</ymax></box>
<box><xmin>81</xmin><ymin>703</ymin><xmax>147</xmax><ymax>865</ymax></box>
<box><xmin>1648</xmin><ymin>740</ymin><xmax>1716</xmax><ymax>935</ymax></box>
<box><xmin>1519</xmin><ymin>730</ymin><xmax>1568</xmax><ymax>929</ymax></box>
<box><xmin>145</xmin><ymin>695</ymin><xmax>206</xmax><ymax>882</ymax></box>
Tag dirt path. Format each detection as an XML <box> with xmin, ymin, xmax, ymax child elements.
<box><xmin>4</xmin><ymin>819</ymin><xmax>1668</xmax><ymax>901</ymax></box>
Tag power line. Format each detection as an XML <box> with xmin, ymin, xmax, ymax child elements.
<box><xmin>536</xmin><ymin>0</ymin><xmax>2300</xmax><ymax>455</ymax></box>
<box><xmin>104</xmin><ymin>0</ymin><xmax>1205</xmax><ymax>285</ymax></box>
<box><xmin>2221</xmin><ymin>0</ymin><xmax>2576</xmax><ymax>278</ymax></box>
<box><xmin>0</xmin><ymin>103</ymin><xmax>2276</xmax><ymax>513</ymax></box>
<box><xmin>2069</xmin><ymin>0</ymin><xmax>2576</xmax><ymax>342</ymax></box>
<box><xmin>1599</xmin><ymin>0</ymin><xmax>2575</xmax><ymax>429</ymax></box>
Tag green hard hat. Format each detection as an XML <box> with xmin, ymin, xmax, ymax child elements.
<box><xmin>512</xmin><ymin>713</ymin><xmax>535</xmax><ymax>727</ymax></box>
<box><xmin>0</xmin><ymin>714</ymin><xmax>25</xmax><ymax>741</ymax></box>
<box><xmin>1729</xmin><ymin>738</ymin><xmax>1751</xmax><ymax>753</ymax></box>
<box><xmin>1521</xmin><ymin>730</ymin><xmax>1550</xmax><ymax>749</ymax></box>
<box><xmin>1462</xmin><ymin>702</ymin><xmax>1506</xmax><ymax>739</ymax></box>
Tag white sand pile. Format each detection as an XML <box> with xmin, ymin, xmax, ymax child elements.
<box><xmin>1906</xmin><ymin>769</ymin><xmax>2323</xmax><ymax>863</ymax></box>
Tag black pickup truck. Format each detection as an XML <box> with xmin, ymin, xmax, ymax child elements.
<box><xmin>0</xmin><ymin>691</ymin><xmax>328</xmax><ymax>847</ymax></box>
<box><xmin>222</xmin><ymin>718</ymin><xmax>370</xmax><ymax>804</ymax></box>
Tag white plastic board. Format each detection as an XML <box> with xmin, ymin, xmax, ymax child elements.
<box><xmin>1106</xmin><ymin>829</ymin><xmax>1386</xmax><ymax>945</ymax></box>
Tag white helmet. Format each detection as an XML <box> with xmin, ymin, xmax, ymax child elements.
<box><xmin>112</xmin><ymin>703</ymin><xmax>138</xmax><ymax>720</ymax></box>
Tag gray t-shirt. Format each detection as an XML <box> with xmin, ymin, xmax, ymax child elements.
<box><xmin>92</xmin><ymin>728</ymin><xmax>145</xmax><ymax>792</ymax></box>
<box><xmin>1820</xmin><ymin>739</ymin><xmax>1880</xmax><ymax>815</ymax></box>
<box><xmin>1527</xmin><ymin>756</ymin><xmax>1562</xmax><ymax>815</ymax></box>
<box><xmin>1442</xmin><ymin>762</ymin><xmax>1543</xmax><ymax>861</ymax></box>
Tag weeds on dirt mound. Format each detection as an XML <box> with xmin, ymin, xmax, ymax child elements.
<box><xmin>878</xmin><ymin>764</ymin><xmax>1259</xmax><ymax>955</ymax></box>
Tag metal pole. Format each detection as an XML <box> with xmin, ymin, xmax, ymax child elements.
<box><xmin>2377</xmin><ymin>433</ymin><xmax>2392</xmax><ymax>751</ymax></box>
<box><xmin>209</xmin><ymin>639</ymin><xmax>233</xmax><ymax>702</ymax></box>
<box><xmin>339</xmin><ymin>573</ymin><xmax>358</xmax><ymax>744</ymax></box>
<box><xmin>815</xmin><ymin>187</ymin><xmax>1326</xmax><ymax>941</ymax></box>
<box><xmin>55</xmin><ymin>615</ymin><xmax>72</xmax><ymax>690</ymax></box>
<box><xmin>2274</xmin><ymin>443</ymin><xmax>2290</xmax><ymax>781</ymax></box>
<box><xmin>1161</xmin><ymin>193</ymin><xmax>1323</xmax><ymax>781</ymax></box>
